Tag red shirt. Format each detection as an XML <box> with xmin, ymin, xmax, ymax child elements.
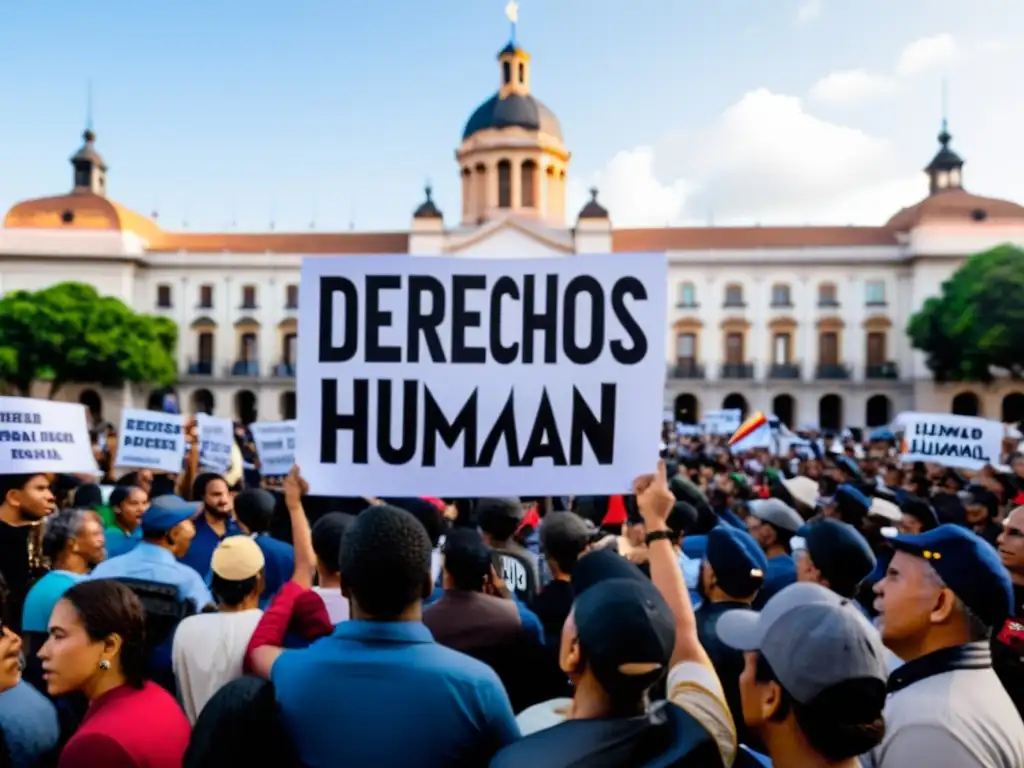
<box><xmin>58</xmin><ymin>682</ymin><xmax>190</xmax><ymax>768</ymax></box>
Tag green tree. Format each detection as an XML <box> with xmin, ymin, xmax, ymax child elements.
<box><xmin>908</xmin><ymin>244</ymin><xmax>1024</xmax><ymax>383</ymax></box>
<box><xmin>0</xmin><ymin>282</ymin><xmax>178</xmax><ymax>398</ymax></box>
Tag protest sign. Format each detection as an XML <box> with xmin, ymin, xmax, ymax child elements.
<box><xmin>115</xmin><ymin>409</ymin><xmax>186</xmax><ymax>473</ymax></box>
<box><xmin>297</xmin><ymin>253</ymin><xmax>667</xmax><ymax>496</ymax></box>
<box><xmin>704</xmin><ymin>409</ymin><xmax>742</xmax><ymax>436</ymax></box>
<box><xmin>197</xmin><ymin>413</ymin><xmax>234</xmax><ymax>473</ymax></box>
<box><xmin>250</xmin><ymin>420</ymin><xmax>296</xmax><ymax>476</ymax></box>
<box><xmin>899</xmin><ymin>412</ymin><xmax>1003</xmax><ymax>471</ymax></box>
<box><xmin>0</xmin><ymin>397</ymin><xmax>98</xmax><ymax>475</ymax></box>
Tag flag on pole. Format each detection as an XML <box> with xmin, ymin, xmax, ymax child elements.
<box><xmin>729</xmin><ymin>411</ymin><xmax>768</xmax><ymax>446</ymax></box>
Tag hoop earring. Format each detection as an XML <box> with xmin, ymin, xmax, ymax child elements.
<box><xmin>98</xmin><ymin>659</ymin><xmax>111</xmax><ymax>670</ymax></box>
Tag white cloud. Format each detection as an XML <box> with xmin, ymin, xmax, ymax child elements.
<box><xmin>808</xmin><ymin>69</ymin><xmax>897</xmax><ymax>106</ymax></box>
<box><xmin>895</xmin><ymin>33</ymin><xmax>962</xmax><ymax>77</ymax></box>
<box><xmin>569</xmin><ymin>89</ymin><xmax>923</xmax><ymax>227</ymax></box>
<box><xmin>796</xmin><ymin>0</ymin><xmax>823</xmax><ymax>24</ymax></box>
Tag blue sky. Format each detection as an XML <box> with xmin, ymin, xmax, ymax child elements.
<box><xmin>0</xmin><ymin>0</ymin><xmax>1020</xmax><ymax>231</ymax></box>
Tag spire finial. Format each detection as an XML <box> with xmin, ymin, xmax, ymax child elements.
<box><xmin>939</xmin><ymin>78</ymin><xmax>951</xmax><ymax>144</ymax></box>
<box><xmin>505</xmin><ymin>0</ymin><xmax>519</xmax><ymax>44</ymax></box>
<box><xmin>425</xmin><ymin>179</ymin><xmax>434</xmax><ymax>201</ymax></box>
<box><xmin>86</xmin><ymin>80</ymin><xmax>94</xmax><ymax>132</ymax></box>
<box><xmin>589</xmin><ymin>187</ymin><xmax>598</xmax><ymax>201</ymax></box>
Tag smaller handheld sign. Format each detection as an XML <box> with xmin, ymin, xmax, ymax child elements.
<box><xmin>0</xmin><ymin>397</ymin><xmax>98</xmax><ymax>475</ymax></box>
<box><xmin>704</xmin><ymin>409</ymin><xmax>742</xmax><ymax>437</ymax></box>
<box><xmin>116</xmin><ymin>408</ymin><xmax>187</xmax><ymax>473</ymax></box>
<box><xmin>197</xmin><ymin>414</ymin><xmax>234</xmax><ymax>474</ymax></box>
<box><xmin>899</xmin><ymin>412</ymin><xmax>1002</xmax><ymax>471</ymax></box>
<box><xmin>250</xmin><ymin>420</ymin><xmax>296</xmax><ymax>477</ymax></box>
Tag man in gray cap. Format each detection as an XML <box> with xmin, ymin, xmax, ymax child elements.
<box><xmin>744</xmin><ymin>498</ymin><xmax>803</xmax><ymax>609</ymax></box>
<box><xmin>718</xmin><ymin>582</ymin><xmax>889</xmax><ymax>767</ymax></box>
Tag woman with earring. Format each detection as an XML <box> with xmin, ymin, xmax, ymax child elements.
<box><xmin>38</xmin><ymin>580</ymin><xmax>190</xmax><ymax>767</ymax></box>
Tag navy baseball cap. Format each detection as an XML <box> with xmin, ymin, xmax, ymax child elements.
<box><xmin>836</xmin><ymin>456</ymin><xmax>861</xmax><ymax>479</ymax></box>
<box><xmin>141</xmin><ymin>494</ymin><xmax>200</xmax><ymax>535</ymax></box>
<box><xmin>705</xmin><ymin>525</ymin><xmax>767</xmax><ymax>599</ymax></box>
<box><xmin>835</xmin><ymin>484</ymin><xmax>871</xmax><ymax>520</ymax></box>
<box><xmin>796</xmin><ymin>519</ymin><xmax>876</xmax><ymax>597</ymax></box>
<box><xmin>887</xmin><ymin>524</ymin><xmax>1014</xmax><ymax>628</ymax></box>
<box><xmin>571</xmin><ymin>548</ymin><xmax>646</xmax><ymax>596</ymax></box>
<box><xmin>718</xmin><ymin>582</ymin><xmax>889</xmax><ymax>704</ymax></box>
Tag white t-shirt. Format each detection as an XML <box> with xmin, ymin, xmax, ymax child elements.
<box><xmin>312</xmin><ymin>586</ymin><xmax>349</xmax><ymax>624</ymax></box>
<box><xmin>171</xmin><ymin>609</ymin><xmax>263</xmax><ymax>723</ymax></box>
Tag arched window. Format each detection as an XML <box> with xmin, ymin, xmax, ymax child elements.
<box><xmin>722</xmin><ymin>393</ymin><xmax>749</xmax><ymax>419</ymax></box>
<box><xmin>235</xmin><ymin>390</ymin><xmax>257</xmax><ymax>424</ymax></box>
<box><xmin>772</xmin><ymin>394</ymin><xmax>795</xmax><ymax>428</ymax></box>
<box><xmin>192</xmin><ymin>389</ymin><xmax>215</xmax><ymax>416</ymax></box>
<box><xmin>1002</xmin><ymin>393</ymin><xmax>1024</xmax><ymax>425</ymax></box>
<box><xmin>521</xmin><ymin>160</ymin><xmax>537</xmax><ymax>208</ymax></box>
<box><xmin>819</xmin><ymin>394</ymin><xmax>843</xmax><ymax>431</ymax></box>
<box><xmin>952</xmin><ymin>392</ymin><xmax>980</xmax><ymax>417</ymax></box>
<box><xmin>497</xmin><ymin>160</ymin><xmax>512</xmax><ymax>208</ymax></box>
<box><xmin>865</xmin><ymin>395</ymin><xmax>891</xmax><ymax>427</ymax></box>
<box><xmin>674</xmin><ymin>394</ymin><xmax>698</xmax><ymax>425</ymax></box>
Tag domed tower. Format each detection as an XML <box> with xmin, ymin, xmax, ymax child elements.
<box><xmin>456</xmin><ymin>2</ymin><xmax>570</xmax><ymax>228</ymax></box>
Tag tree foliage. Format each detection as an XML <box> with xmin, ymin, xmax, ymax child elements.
<box><xmin>908</xmin><ymin>244</ymin><xmax>1024</xmax><ymax>383</ymax></box>
<box><xmin>0</xmin><ymin>282</ymin><xmax>178</xmax><ymax>398</ymax></box>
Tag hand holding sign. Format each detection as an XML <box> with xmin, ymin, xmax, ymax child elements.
<box><xmin>283</xmin><ymin>465</ymin><xmax>308</xmax><ymax>510</ymax></box>
<box><xmin>632</xmin><ymin>460</ymin><xmax>674</xmax><ymax>528</ymax></box>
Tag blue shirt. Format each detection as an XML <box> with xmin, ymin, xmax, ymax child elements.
<box><xmin>0</xmin><ymin>681</ymin><xmax>60</xmax><ymax>767</ymax></box>
<box><xmin>251</xmin><ymin>533</ymin><xmax>295</xmax><ymax>601</ymax></box>
<box><xmin>753</xmin><ymin>554</ymin><xmax>797</xmax><ymax>610</ymax></box>
<box><xmin>21</xmin><ymin>570</ymin><xmax>86</xmax><ymax>633</ymax></box>
<box><xmin>90</xmin><ymin>541</ymin><xmax>214</xmax><ymax>610</ymax></box>
<box><xmin>678</xmin><ymin>550</ymin><xmax>703</xmax><ymax>611</ymax></box>
<box><xmin>104</xmin><ymin>526</ymin><xmax>142</xmax><ymax>558</ymax></box>
<box><xmin>177</xmin><ymin>514</ymin><xmax>243</xmax><ymax>578</ymax></box>
<box><xmin>272</xmin><ymin>620</ymin><xmax>520</xmax><ymax>767</ymax></box>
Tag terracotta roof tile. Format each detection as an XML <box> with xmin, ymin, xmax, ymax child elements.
<box><xmin>885</xmin><ymin>189</ymin><xmax>1024</xmax><ymax>231</ymax></box>
<box><xmin>150</xmin><ymin>232</ymin><xmax>409</xmax><ymax>254</ymax></box>
<box><xmin>612</xmin><ymin>226</ymin><xmax>897</xmax><ymax>252</ymax></box>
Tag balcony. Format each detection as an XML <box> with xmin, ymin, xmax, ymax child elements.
<box><xmin>187</xmin><ymin>360</ymin><xmax>213</xmax><ymax>376</ymax></box>
<box><xmin>668</xmin><ymin>361</ymin><xmax>705</xmax><ymax>379</ymax></box>
<box><xmin>230</xmin><ymin>360</ymin><xmax>260</xmax><ymax>377</ymax></box>
<box><xmin>273</xmin><ymin>362</ymin><xmax>297</xmax><ymax>378</ymax></box>
<box><xmin>720</xmin><ymin>363</ymin><xmax>754</xmax><ymax>379</ymax></box>
<box><xmin>816</xmin><ymin>364</ymin><xmax>851</xmax><ymax>380</ymax></box>
<box><xmin>866</xmin><ymin>362</ymin><xmax>899</xmax><ymax>380</ymax></box>
<box><xmin>768</xmin><ymin>362</ymin><xmax>802</xmax><ymax>380</ymax></box>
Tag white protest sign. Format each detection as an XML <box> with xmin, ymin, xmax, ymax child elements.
<box><xmin>703</xmin><ymin>409</ymin><xmax>742</xmax><ymax>436</ymax></box>
<box><xmin>297</xmin><ymin>253</ymin><xmax>668</xmax><ymax>497</ymax></box>
<box><xmin>0</xmin><ymin>397</ymin><xmax>98</xmax><ymax>474</ymax></box>
<box><xmin>196</xmin><ymin>413</ymin><xmax>234</xmax><ymax>473</ymax></box>
<box><xmin>250</xmin><ymin>420</ymin><xmax>296</xmax><ymax>476</ymax></box>
<box><xmin>900</xmin><ymin>412</ymin><xmax>1003</xmax><ymax>471</ymax></box>
<box><xmin>115</xmin><ymin>409</ymin><xmax>186</xmax><ymax>473</ymax></box>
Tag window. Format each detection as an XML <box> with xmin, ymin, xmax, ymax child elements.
<box><xmin>240</xmin><ymin>332</ymin><xmax>258</xmax><ymax>362</ymax></box>
<box><xmin>197</xmin><ymin>332</ymin><xmax>214</xmax><ymax>363</ymax></box>
<box><xmin>773</xmin><ymin>333</ymin><xmax>791</xmax><ymax>364</ymax></box>
<box><xmin>818</xmin><ymin>332</ymin><xmax>839</xmax><ymax>366</ymax></box>
<box><xmin>676</xmin><ymin>333</ymin><xmax>696</xmax><ymax>362</ymax></box>
<box><xmin>724</xmin><ymin>284</ymin><xmax>744</xmax><ymax>307</ymax></box>
<box><xmin>677</xmin><ymin>282</ymin><xmax>697</xmax><ymax>308</ymax></box>
<box><xmin>283</xmin><ymin>333</ymin><xmax>297</xmax><ymax>365</ymax></box>
<box><xmin>497</xmin><ymin>160</ymin><xmax>512</xmax><ymax>208</ymax></box>
<box><xmin>865</xmin><ymin>280</ymin><xmax>886</xmax><ymax>305</ymax></box>
<box><xmin>771</xmin><ymin>283</ymin><xmax>791</xmax><ymax>307</ymax></box>
<box><xmin>502</xmin><ymin>61</ymin><xmax>512</xmax><ymax>84</ymax></box>
<box><xmin>521</xmin><ymin>161</ymin><xmax>536</xmax><ymax>208</ymax></box>
<box><xmin>818</xmin><ymin>283</ymin><xmax>838</xmax><ymax>306</ymax></box>
<box><xmin>518</xmin><ymin>62</ymin><xmax>525</xmax><ymax>83</ymax></box>
<box><xmin>241</xmin><ymin>285</ymin><xmax>257</xmax><ymax>309</ymax></box>
<box><xmin>866</xmin><ymin>332</ymin><xmax>886</xmax><ymax>366</ymax></box>
<box><xmin>156</xmin><ymin>284</ymin><xmax>172</xmax><ymax>308</ymax></box>
<box><xmin>285</xmin><ymin>284</ymin><xmax>299</xmax><ymax>309</ymax></box>
<box><xmin>725</xmin><ymin>332</ymin><xmax>744</xmax><ymax>364</ymax></box>
<box><xmin>198</xmin><ymin>284</ymin><xmax>213</xmax><ymax>309</ymax></box>
<box><xmin>74</xmin><ymin>165</ymin><xmax>90</xmax><ymax>188</ymax></box>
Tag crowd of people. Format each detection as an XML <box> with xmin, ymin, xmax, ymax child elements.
<box><xmin>0</xmin><ymin>416</ymin><xmax>1022</xmax><ymax>766</ymax></box>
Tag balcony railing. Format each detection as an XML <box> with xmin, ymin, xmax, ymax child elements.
<box><xmin>273</xmin><ymin>362</ymin><xmax>297</xmax><ymax>377</ymax></box>
<box><xmin>768</xmin><ymin>362</ymin><xmax>802</xmax><ymax>380</ymax></box>
<box><xmin>230</xmin><ymin>360</ymin><xmax>260</xmax><ymax>377</ymax></box>
<box><xmin>668</xmin><ymin>361</ymin><xmax>705</xmax><ymax>379</ymax></box>
<box><xmin>187</xmin><ymin>360</ymin><xmax>213</xmax><ymax>376</ymax></box>
<box><xmin>866</xmin><ymin>362</ymin><xmax>899</xmax><ymax>380</ymax></box>
<box><xmin>816</xmin><ymin>363</ymin><xmax>851</xmax><ymax>380</ymax></box>
<box><xmin>720</xmin><ymin>363</ymin><xmax>755</xmax><ymax>379</ymax></box>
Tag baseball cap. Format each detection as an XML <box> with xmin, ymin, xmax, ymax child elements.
<box><xmin>141</xmin><ymin>495</ymin><xmax>200</xmax><ymax>535</ymax></box>
<box><xmin>746</xmin><ymin>498</ymin><xmax>803</xmax><ymax>533</ymax></box>
<box><xmin>887</xmin><ymin>524</ymin><xmax>1014</xmax><ymax>628</ymax></box>
<box><xmin>573</xmin><ymin>577</ymin><xmax>676</xmax><ymax>696</ymax></box>
<box><xmin>705</xmin><ymin>525</ymin><xmax>767</xmax><ymax>598</ymax></box>
<box><xmin>796</xmin><ymin>520</ymin><xmax>876</xmax><ymax>597</ymax></box>
<box><xmin>211</xmin><ymin>536</ymin><xmax>266</xmax><ymax>581</ymax></box>
<box><xmin>780</xmin><ymin>476</ymin><xmax>819</xmax><ymax>509</ymax></box>
<box><xmin>571</xmin><ymin>548</ymin><xmax>647</xmax><ymax>596</ymax></box>
<box><xmin>868</xmin><ymin>497</ymin><xmax>901</xmax><ymax>523</ymax></box>
<box><xmin>718</xmin><ymin>582</ymin><xmax>888</xmax><ymax>704</ymax></box>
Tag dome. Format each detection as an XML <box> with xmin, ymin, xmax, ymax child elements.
<box><xmin>462</xmin><ymin>93</ymin><xmax>563</xmax><ymax>142</ymax></box>
<box><xmin>885</xmin><ymin>188</ymin><xmax>1024</xmax><ymax>232</ymax></box>
<box><xmin>4</xmin><ymin>192</ymin><xmax>162</xmax><ymax>241</ymax></box>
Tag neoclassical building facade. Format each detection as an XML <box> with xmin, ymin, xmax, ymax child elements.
<box><xmin>3</xmin><ymin>33</ymin><xmax>1024</xmax><ymax>432</ymax></box>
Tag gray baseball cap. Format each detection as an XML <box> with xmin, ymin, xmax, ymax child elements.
<box><xmin>746</xmin><ymin>498</ymin><xmax>804</xmax><ymax>533</ymax></box>
<box><xmin>716</xmin><ymin>582</ymin><xmax>889</xmax><ymax>704</ymax></box>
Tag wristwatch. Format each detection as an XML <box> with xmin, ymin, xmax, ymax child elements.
<box><xmin>645</xmin><ymin>529</ymin><xmax>673</xmax><ymax>546</ymax></box>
